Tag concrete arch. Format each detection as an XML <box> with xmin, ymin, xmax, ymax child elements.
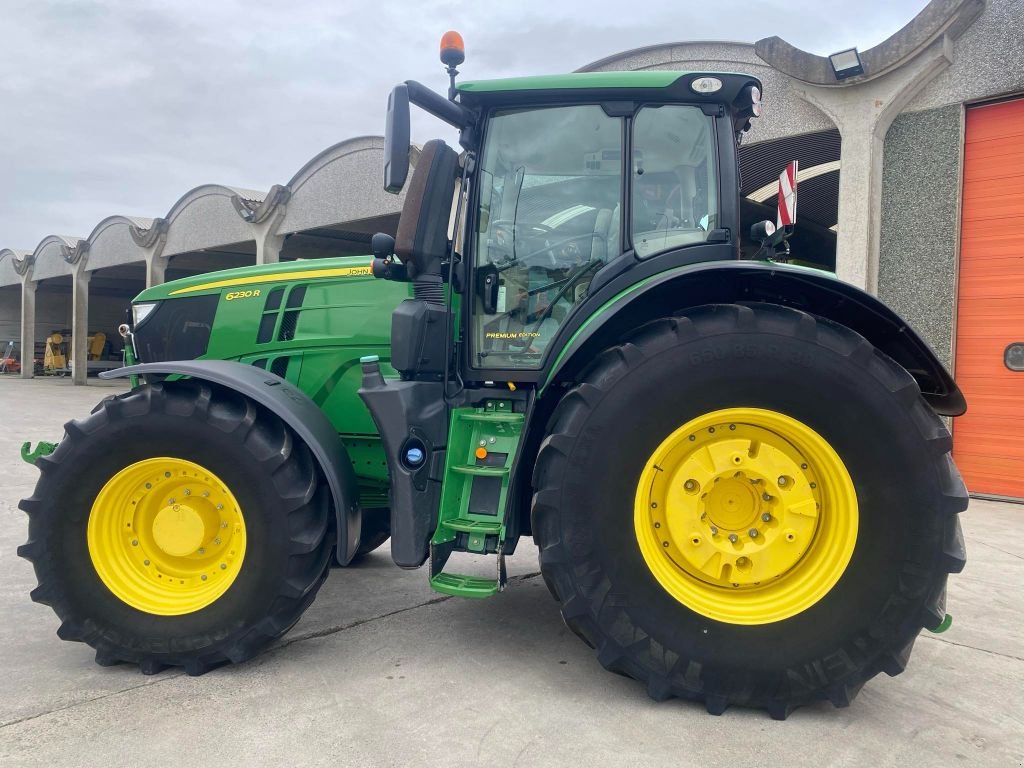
<box><xmin>161</xmin><ymin>184</ymin><xmax>263</xmax><ymax>257</ymax></box>
<box><xmin>577</xmin><ymin>41</ymin><xmax>836</xmax><ymax>144</ymax></box>
<box><xmin>0</xmin><ymin>249</ymin><xmax>30</xmax><ymax>286</ymax></box>
<box><xmin>83</xmin><ymin>216</ymin><xmax>152</xmax><ymax>272</ymax></box>
<box><xmin>277</xmin><ymin>136</ymin><xmax>403</xmax><ymax>236</ymax></box>
<box><xmin>29</xmin><ymin>235</ymin><xmax>81</xmax><ymax>281</ymax></box>
<box><xmin>756</xmin><ymin>0</ymin><xmax>984</xmax><ymax>86</ymax></box>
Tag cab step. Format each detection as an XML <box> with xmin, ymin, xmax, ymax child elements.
<box><xmin>428</xmin><ymin>400</ymin><xmax>523</xmax><ymax>598</ymax></box>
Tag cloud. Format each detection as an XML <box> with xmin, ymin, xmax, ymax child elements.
<box><xmin>0</xmin><ymin>0</ymin><xmax>927</xmax><ymax>248</ymax></box>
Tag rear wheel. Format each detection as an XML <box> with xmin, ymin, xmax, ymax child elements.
<box><xmin>532</xmin><ymin>304</ymin><xmax>967</xmax><ymax>718</ymax></box>
<box><xmin>19</xmin><ymin>380</ymin><xmax>332</xmax><ymax>675</ymax></box>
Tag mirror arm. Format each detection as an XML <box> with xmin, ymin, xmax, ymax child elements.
<box><xmin>405</xmin><ymin>81</ymin><xmax>473</xmax><ymax>129</ymax></box>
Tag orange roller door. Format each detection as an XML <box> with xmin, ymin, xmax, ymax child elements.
<box><xmin>953</xmin><ymin>97</ymin><xmax>1024</xmax><ymax>499</ymax></box>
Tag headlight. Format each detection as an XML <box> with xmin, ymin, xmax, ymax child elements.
<box><xmin>132</xmin><ymin>302</ymin><xmax>159</xmax><ymax>329</ymax></box>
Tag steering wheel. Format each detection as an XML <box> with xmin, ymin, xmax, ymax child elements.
<box><xmin>495</xmin><ymin>231</ymin><xmax>606</xmax><ymax>273</ymax></box>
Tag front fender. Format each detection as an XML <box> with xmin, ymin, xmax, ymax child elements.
<box><xmin>541</xmin><ymin>261</ymin><xmax>966</xmax><ymax>416</ymax></box>
<box><xmin>101</xmin><ymin>360</ymin><xmax>362</xmax><ymax>564</ymax></box>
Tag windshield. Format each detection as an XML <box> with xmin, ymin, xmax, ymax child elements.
<box><xmin>472</xmin><ymin>103</ymin><xmax>718</xmax><ymax>369</ymax></box>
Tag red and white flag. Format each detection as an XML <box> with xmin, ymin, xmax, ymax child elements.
<box><xmin>777</xmin><ymin>161</ymin><xmax>798</xmax><ymax>228</ymax></box>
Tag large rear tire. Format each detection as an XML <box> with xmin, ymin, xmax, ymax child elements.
<box><xmin>18</xmin><ymin>380</ymin><xmax>333</xmax><ymax>675</ymax></box>
<box><xmin>532</xmin><ymin>304</ymin><xmax>967</xmax><ymax>718</ymax></box>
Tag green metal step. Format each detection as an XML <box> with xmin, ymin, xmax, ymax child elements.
<box><xmin>430</xmin><ymin>572</ymin><xmax>501</xmax><ymax>598</ymax></box>
<box><xmin>442</xmin><ymin>518</ymin><xmax>503</xmax><ymax>534</ymax></box>
<box><xmin>450</xmin><ymin>464</ymin><xmax>510</xmax><ymax>477</ymax></box>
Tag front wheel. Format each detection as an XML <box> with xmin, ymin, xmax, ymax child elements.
<box><xmin>532</xmin><ymin>304</ymin><xmax>967</xmax><ymax>718</ymax></box>
<box><xmin>19</xmin><ymin>381</ymin><xmax>333</xmax><ymax>675</ymax></box>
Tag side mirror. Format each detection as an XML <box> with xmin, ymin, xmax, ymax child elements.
<box><xmin>750</xmin><ymin>220</ymin><xmax>776</xmax><ymax>243</ymax></box>
<box><xmin>384</xmin><ymin>84</ymin><xmax>411</xmax><ymax>194</ymax></box>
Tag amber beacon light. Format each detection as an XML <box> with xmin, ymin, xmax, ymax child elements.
<box><xmin>440</xmin><ymin>31</ymin><xmax>465</xmax><ymax>67</ymax></box>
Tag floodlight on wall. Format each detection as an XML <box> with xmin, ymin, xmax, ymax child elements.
<box><xmin>829</xmin><ymin>48</ymin><xmax>864</xmax><ymax>80</ymax></box>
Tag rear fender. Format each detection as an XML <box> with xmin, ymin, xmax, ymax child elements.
<box><xmin>541</xmin><ymin>261</ymin><xmax>966</xmax><ymax>416</ymax></box>
<box><xmin>101</xmin><ymin>360</ymin><xmax>362</xmax><ymax>565</ymax></box>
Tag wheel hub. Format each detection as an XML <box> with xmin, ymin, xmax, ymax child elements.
<box><xmin>635</xmin><ymin>408</ymin><xmax>858</xmax><ymax>625</ymax></box>
<box><xmin>152</xmin><ymin>504</ymin><xmax>206</xmax><ymax>557</ymax></box>
<box><xmin>87</xmin><ymin>457</ymin><xmax>247</xmax><ymax>616</ymax></box>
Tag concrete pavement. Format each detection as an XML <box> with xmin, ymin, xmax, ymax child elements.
<box><xmin>1</xmin><ymin>376</ymin><xmax>1021</xmax><ymax>767</ymax></box>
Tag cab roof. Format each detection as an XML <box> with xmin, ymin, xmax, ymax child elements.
<box><xmin>456</xmin><ymin>71</ymin><xmax>761</xmax><ymax>108</ymax></box>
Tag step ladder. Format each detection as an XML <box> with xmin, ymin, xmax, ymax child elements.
<box><xmin>429</xmin><ymin>400</ymin><xmax>524</xmax><ymax>598</ymax></box>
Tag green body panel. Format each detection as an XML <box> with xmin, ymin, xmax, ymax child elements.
<box><xmin>134</xmin><ymin>256</ymin><xmax>412</xmax><ymax>497</ymax></box>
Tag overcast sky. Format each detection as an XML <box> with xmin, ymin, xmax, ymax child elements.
<box><xmin>0</xmin><ymin>0</ymin><xmax>930</xmax><ymax>249</ymax></box>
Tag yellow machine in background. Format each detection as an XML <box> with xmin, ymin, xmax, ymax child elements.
<box><xmin>42</xmin><ymin>331</ymin><xmax>108</xmax><ymax>375</ymax></box>
<box><xmin>43</xmin><ymin>333</ymin><xmax>68</xmax><ymax>375</ymax></box>
<box><xmin>87</xmin><ymin>332</ymin><xmax>106</xmax><ymax>361</ymax></box>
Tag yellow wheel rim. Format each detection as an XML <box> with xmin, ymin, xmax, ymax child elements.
<box><xmin>634</xmin><ymin>408</ymin><xmax>857</xmax><ymax>625</ymax></box>
<box><xmin>87</xmin><ymin>458</ymin><xmax>247</xmax><ymax>616</ymax></box>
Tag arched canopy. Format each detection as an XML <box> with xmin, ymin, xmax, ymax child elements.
<box><xmin>84</xmin><ymin>216</ymin><xmax>152</xmax><ymax>272</ymax></box>
<box><xmin>0</xmin><ymin>249</ymin><xmax>29</xmax><ymax>286</ymax></box>
<box><xmin>277</xmin><ymin>136</ymin><xmax>403</xmax><ymax>236</ymax></box>
<box><xmin>162</xmin><ymin>184</ymin><xmax>263</xmax><ymax>257</ymax></box>
<box><xmin>29</xmin><ymin>235</ymin><xmax>81</xmax><ymax>281</ymax></box>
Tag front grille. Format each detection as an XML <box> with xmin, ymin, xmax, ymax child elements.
<box><xmin>133</xmin><ymin>295</ymin><xmax>219</xmax><ymax>362</ymax></box>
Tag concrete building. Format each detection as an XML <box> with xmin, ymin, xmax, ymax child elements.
<box><xmin>1</xmin><ymin>0</ymin><xmax>1021</xmax><ymax>496</ymax></box>
<box><xmin>0</xmin><ymin>136</ymin><xmax>404</xmax><ymax>385</ymax></box>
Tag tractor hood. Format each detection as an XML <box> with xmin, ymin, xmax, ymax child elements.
<box><xmin>134</xmin><ymin>255</ymin><xmax>377</xmax><ymax>303</ymax></box>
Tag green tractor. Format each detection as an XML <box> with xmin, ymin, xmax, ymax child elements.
<box><xmin>19</xmin><ymin>35</ymin><xmax>968</xmax><ymax>718</ymax></box>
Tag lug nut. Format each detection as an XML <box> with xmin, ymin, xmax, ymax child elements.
<box><xmin>197</xmin><ymin>548</ymin><xmax>205</xmax><ymax>555</ymax></box>
<box><xmin>761</xmin><ymin>512</ymin><xmax>772</xmax><ymax>522</ymax></box>
<box><xmin>201</xmin><ymin>575</ymin><xmax>207</xmax><ymax>581</ymax></box>
<box><xmin>710</xmin><ymin>526</ymin><xmax>719</xmax><ymax>535</ymax></box>
<box><xmin>131</xmin><ymin>540</ymin><xmax>138</xmax><ymax>546</ymax></box>
<box><xmin>221</xmin><ymin>521</ymin><xmax>228</xmax><ymax>529</ymax></box>
<box><xmin>684</xmin><ymin>479</ymin><xmax>697</xmax><ymax>491</ymax></box>
<box><xmin>184</xmin><ymin>489</ymin><xmax>191</xmax><ymax>496</ymax></box>
<box><xmin>213</xmin><ymin>538</ymin><xmax>221</xmax><ymax>545</ymax></box>
<box><xmin>728</xmin><ymin>533</ymin><xmax>739</xmax><ymax>543</ymax></box>
<box><xmin>748</xmin><ymin>529</ymin><xmax>759</xmax><ymax>538</ymax></box>
<box><xmin>216</xmin><ymin>504</ymin><xmax>223</xmax><ymax>510</ymax></box>
<box><xmin>220</xmin><ymin>563</ymin><xmax>227</xmax><ymax>570</ymax></box>
<box><xmin>777</xmin><ymin>476</ymin><xmax>787</xmax><ymax>487</ymax></box>
<box><xmin>762</xmin><ymin>493</ymin><xmax>771</xmax><ymax>501</ymax></box>
<box><xmin>168</xmin><ymin>498</ymin><xmax>176</xmax><ymax>504</ymax></box>
<box><xmin>203</xmin><ymin>491</ymin><xmax>210</xmax><ymax>498</ymax></box>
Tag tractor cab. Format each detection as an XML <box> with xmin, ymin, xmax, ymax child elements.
<box><xmin>375</xmin><ymin>61</ymin><xmax>763</xmax><ymax>377</ymax></box>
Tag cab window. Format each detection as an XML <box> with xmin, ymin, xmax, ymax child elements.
<box><xmin>630</xmin><ymin>105</ymin><xmax>718</xmax><ymax>258</ymax></box>
<box><xmin>473</xmin><ymin>105</ymin><xmax>623</xmax><ymax>368</ymax></box>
